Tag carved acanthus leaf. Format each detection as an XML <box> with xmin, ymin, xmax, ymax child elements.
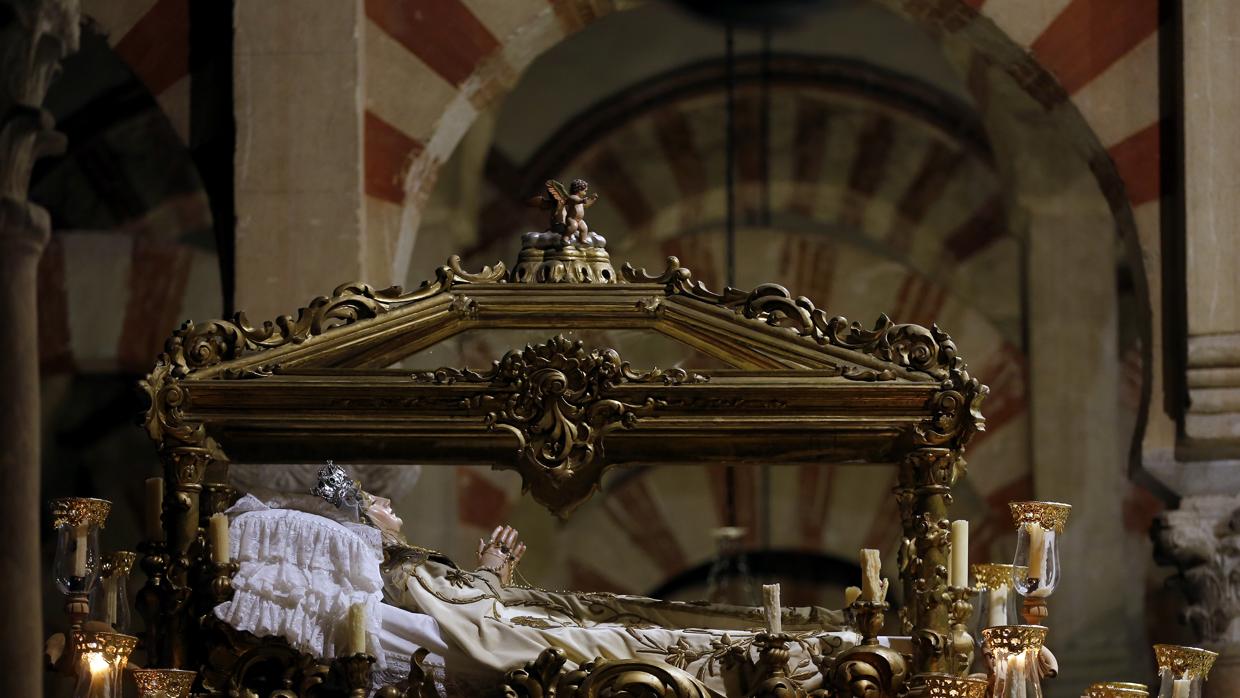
<box><xmin>411</xmin><ymin>335</ymin><xmax>706</xmax><ymax>517</ymax></box>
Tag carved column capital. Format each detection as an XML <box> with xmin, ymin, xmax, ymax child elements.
<box><xmin>1154</xmin><ymin>494</ymin><xmax>1240</xmax><ymax>644</ymax></box>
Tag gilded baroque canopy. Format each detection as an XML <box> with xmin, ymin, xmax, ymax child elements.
<box><xmin>143</xmin><ymin>233</ymin><xmax>986</xmax><ymax>517</ymax></box>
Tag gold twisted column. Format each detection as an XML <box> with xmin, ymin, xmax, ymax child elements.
<box><xmin>0</xmin><ymin>0</ymin><xmax>79</xmax><ymax>694</ymax></box>
<box><xmin>897</xmin><ymin>447</ymin><xmax>964</xmax><ymax>680</ymax></box>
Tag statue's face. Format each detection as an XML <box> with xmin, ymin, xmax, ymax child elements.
<box><xmin>367</xmin><ymin>496</ymin><xmax>403</xmax><ymax>534</ymax></box>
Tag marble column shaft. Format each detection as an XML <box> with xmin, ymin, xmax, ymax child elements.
<box><xmin>0</xmin><ymin>0</ymin><xmax>80</xmax><ymax>694</ymax></box>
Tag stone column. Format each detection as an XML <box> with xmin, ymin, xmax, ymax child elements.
<box><xmin>1148</xmin><ymin>6</ymin><xmax>1240</xmax><ymax>697</ymax></box>
<box><xmin>1182</xmin><ymin>0</ymin><xmax>1240</xmax><ymax>453</ymax></box>
<box><xmin>0</xmin><ymin>0</ymin><xmax>79</xmax><ymax>695</ymax></box>
<box><xmin>233</xmin><ymin>0</ymin><xmax>367</xmax><ymax>320</ymax></box>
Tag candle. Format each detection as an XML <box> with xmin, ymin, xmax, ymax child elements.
<box><xmin>347</xmin><ymin>603</ymin><xmax>367</xmax><ymax>655</ymax></box>
<box><xmin>102</xmin><ymin>575</ymin><xmax>118</xmax><ymax>626</ymax></box>
<box><xmin>861</xmin><ymin>549</ymin><xmax>884</xmax><ymax>602</ymax></box>
<box><xmin>1172</xmin><ymin>679</ymin><xmax>1191</xmax><ymax>698</ymax></box>
<box><xmin>762</xmin><ymin>583</ymin><xmax>782</xmax><ymax>635</ymax></box>
<box><xmin>949</xmin><ymin>520</ymin><xmax>968</xmax><ymax>587</ymax></box>
<box><xmin>987</xmin><ymin>584</ymin><xmax>1008</xmax><ymax>627</ymax></box>
<box><xmin>1009</xmin><ymin>653</ymin><xmax>1028</xmax><ymax>698</ymax></box>
<box><xmin>145</xmin><ymin>478</ymin><xmax>164</xmax><ymax>542</ymax></box>
<box><xmin>72</xmin><ymin>525</ymin><xmax>88</xmax><ymax>577</ymax></box>
<box><xmin>209</xmin><ymin>513</ymin><xmax>230</xmax><ymax>564</ymax></box>
<box><xmin>844</xmin><ymin>586</ymin><xmax>862</xmax><ymax>607</ymax></box>
<box><xmin>1026</xmin><ymin>523</ymin><xmax>1047</xmax><ymax>592</ymax></box>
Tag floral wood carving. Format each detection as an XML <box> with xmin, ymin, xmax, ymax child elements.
<box><xmin>413</xmin><ymin>335</ymin><xmax>707</xmax><ymax>517</ymax></box>
<box><xmin>624</xmin><ymin>257</ymin><xmax>988</xmax><ymax>447</ymax></box>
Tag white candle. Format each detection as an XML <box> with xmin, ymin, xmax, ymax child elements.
<box><xmin>72</xmin><ymin>525</ymin><xmax>88</xmax><ymax>577</ymax></box>
<box><xmin>762</xmin><ymin>583</ymin><xmax>782</xmax><ymax>635</ymax></box>
<box><xmin>347</xmin><ymin>603</ymin><xmax>367</xmax><ymax>655</ymax></box>
<box><xmin>844</xmin><ymin>586</ymin><xmax>862</xmax><ymax>607</ymax></box>
<box><xmin>1026</xmin><ymin>523</ymin><xmax>1049</xmax><ymax>595</ymax></box>
<box><xmin>145</xmin><ymin>477</ymin><xmax>164</xmax><ymax>542</ymax></box>
<box><xmin>209</xmin><ymin>513</ymin><xmax>230</xmax><ymax>564</ymax></box>
<box><xmin>861</xmin><ymin>549</ymin><xmax>884</xmax><ymax>602</ymax></box>
<box><xmin>987</xmin><ymin>584</ymin><xmax>1009</xmax><ymax>627</ymax></box>
<box><xmin>949</xmin><ymin>520</ymin><xmax>968</xmax><ymax>587</ymax></box>
<box><xmin>1009</xmin><ymin>653</ymin><xmax>1028</xmax><ymax>698</ymax></box>
<box><xmin>1172</xmin><ymin>678</ymin><xmax>1191</xmax><ymax>698</ymax></box>
<box><xmin>102</xmin><ymin>576</ymin><xmax>118</xmax><ymax>626</ymax></box>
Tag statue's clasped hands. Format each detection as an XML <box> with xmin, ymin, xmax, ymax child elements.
<box><xmin>477</xmin><ymin>525</ymin><xmax>527</xmax><ymax>585</ymax></box>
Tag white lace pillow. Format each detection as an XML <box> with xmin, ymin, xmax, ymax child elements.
<box><xmin>215</xmin><ymin>497</ymin><xmax>386</xmax><ymax>667</ymax></box>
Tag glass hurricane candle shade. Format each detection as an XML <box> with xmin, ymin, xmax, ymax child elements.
<box><xmin>1008</xmin><ymin>502</ymin><xmax>1071</xmax><ymax>599</ymax></box>
<box><xmin>91</xmin><ymin>552</ymin><xmax>136</xmax><ymax>632</ymax></box>
<box><xmin>71</xmin><ymin>632</ymin><xmax>137</xmax><ymax>698</ymax></box>
<box><xmin>983</xmin><ymin>625</ymin><xmax>1048</xmax><ymax>698</ymax></box>
<box><xmin>973</xmin><ymin>564</ymin><xmax>1023</xmax><ymax>629</ymax></box>
<box><xmin>1154</xmin><ymin>645</ymin><xmax>1217</xmax><ymax>698</ymax></box>
<box><xmin>51</xmin><ymin>498</ymin><xmax>111</xmax><ymax>595</ymax></box>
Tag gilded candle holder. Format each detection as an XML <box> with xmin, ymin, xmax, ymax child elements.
<box><xmin>93</xmin><ymin>551</ymin><xmax>136</xmax><ymax>632</ymax></box>
<box><xmin>1084</xmin><ymin>682</ymin><xmax>1149</xmax><ymax>697</ymax></box>
<box><xmin>71</xmin><ymin>630</ymin><xmax>139</xmax><ymax>698</ymax></box>
<box><xmin>982</xmin><ymin>625</ymin><xmax>1048</xmax><ymax>698</ymax></box>
<box><xmin>922</xmin><ymin>672</ymin><xmax>989</xmax><ymax>698</ymax></box>
<box><xmin>50</xmin><ymin>497</ymin><xmax>112</xmax><ymax>630</ymax></box>
<box><xmin>130</xmin><ymin>668</ymin><xmax>197</xmax><ymax>698</ymax></box>
<box><xmin>1009</xmin><ymin>502</ymin><xmax>1071</xmax><ymax>625</ymax></box>
<box><xmin>338</xmin><ymin>653</ymin><xmax>376</xmax><ymax>698</ymax></box>
<box><xmin>1153</xmin><ymin>644</ymin><xmax>1216</xmax><ymax>698</ymax></box>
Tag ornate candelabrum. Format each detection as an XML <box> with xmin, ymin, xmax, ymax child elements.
<box><xmin>51</xmin><ymin>498</ymin><xmax>112</xmax><ymax>631</ymax></box>
<box><xmin>1009</xmin><ymin>502</ymin><xmax>1071</xmax><ymax>625</ymax></box>
<box><xmin>70</xmin><ymin>630</ymin><xmax>139</xmax><ymax>698</ymax></box>
<box><xmin>1153</xmin><ymin>644</ymin><xmax>1217</xmax><ymax>698</ymax></box>
<box><xmin>129</xmin><ymin>668</ymin><xmax>197</xmax><ymax>698</ymax></box>
<box><xmin>982</xmin><ymin>625</ymin><xmax>1048</xmax><ymax>698</ymax></box>
<box><xmin>1084</xmin><ymin>682</ymin><xmax>1149</xmax><ymax>697</ymax></box>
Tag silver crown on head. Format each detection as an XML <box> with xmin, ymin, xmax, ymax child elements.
<box><xmin>311</xmin><ymin>461</ymin><xmax>362</xmax><ymax>510</ymax></box>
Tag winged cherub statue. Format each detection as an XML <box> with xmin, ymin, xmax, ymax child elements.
<box><xmin>522</xmin><ymin>178</ymin><xmax>607</xmax><ymax>250</ymax></box>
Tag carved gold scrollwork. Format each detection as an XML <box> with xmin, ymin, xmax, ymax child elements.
<box><xmin>501</xmin><ymin>648</ymin><xmax>714</xmax><ymax>698</ymax></box>
<box><xmin>625</xmin><ymin>258</ymin><xmax>985</xmax><ymax>391</ymax></box>
<box><xmin>413</xmin><ymin>335</ymin><xmax>707</xmax><ymax>517</ymax></box>
<box><xmin>158</xmin><ymin>257</ymin><xmax>503</xmax><ymax>378</ymax></box>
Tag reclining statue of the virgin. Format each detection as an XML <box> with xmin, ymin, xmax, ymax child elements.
<box><xmin>303</xmin><ymin>464</ymin><xmax>851</xmax><ymax>694</ymax></box>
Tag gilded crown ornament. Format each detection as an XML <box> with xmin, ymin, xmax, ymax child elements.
<box><xmin>50</xmin><ymin>497</ymin><xmax>112</xmax><ymax>530</ymax></box>
<box><xmin>1153</xmin><ymin>644</ymin><xmax>1218</xmax><ymax>680</ymax></box>
<box><xmin>971</xmin><ymin>563</ymin><xmax>1025</xmax><ymax>589</ymax></box>
<box><xmin>311</xmin><ymin>462</ymin><xmax>365</xmax><ymax>511</ymax></box>
<box><xmin>1008</xmin><ymin>501</ymin><xmax>1072</xmax><ymax>532</ymax></box>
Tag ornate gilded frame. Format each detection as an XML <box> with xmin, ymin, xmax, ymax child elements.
<box><xmin>139</xmin><ymin>251</ymin><xmax>987</xmax><ymax>692</ymax></box>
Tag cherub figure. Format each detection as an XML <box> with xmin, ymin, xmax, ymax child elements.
<box><xmin>524</xmin><ymin>178</ymin><xmax>606</xmax><ymax>249</ymax></box>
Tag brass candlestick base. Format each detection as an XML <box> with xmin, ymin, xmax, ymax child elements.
<box><xmin>947</xmin><ymin>586</ymin><xmax>977</xmax><ymax>675</ymax></box>
<box><xmin>65</xmin><ymin>592</ymin><xmax>90</xmax><ymax>632</ymax></box>
<box><xmin>209</xmin><ymin>560</ymin><xmax>240</xmax><ymax>604</ymax></box>
<box><xmin>1021</xmin><ymin>596</ymin><xmax>1048</xmax><ymax>625</ymax></box>
<box><xmin>851</xmin><ymin>599</ymin><xmax>888</xmax><ymax>645</ymax></box>
<box><xmin>136</xmin><ymin>540</ymin><xmax>169</xmax><ymax>667</ymax></box>
<box><xmin>339</xmin><ymin>653</ymin><xmax>376</xmax><ymax>698</ymax></box>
